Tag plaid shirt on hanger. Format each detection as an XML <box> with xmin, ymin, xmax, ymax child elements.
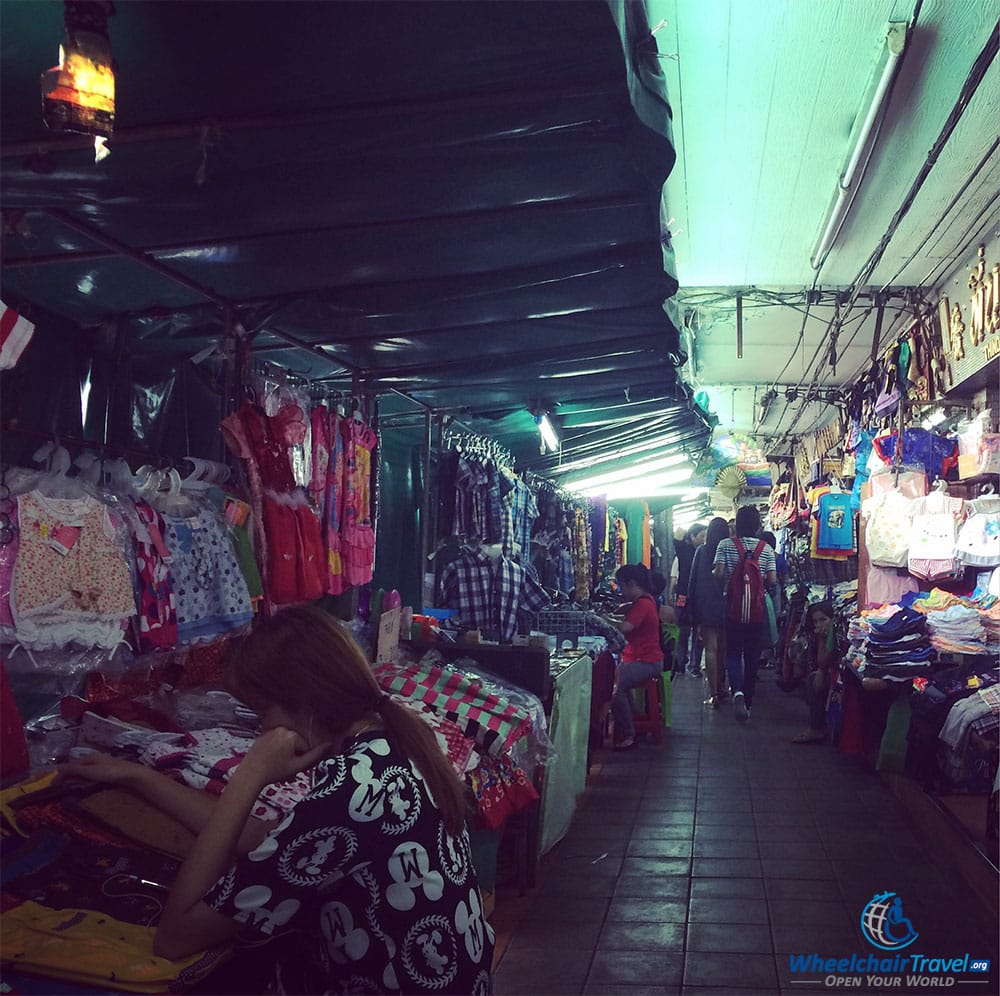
<box><xmin>440</xmin><ymin>547</ymin><xmax>550</xmax><ymax>642</ymax></box>
<box><xmin>499</xmin><ymin>474</ymin><xmax>537</xmax><ymax>558</ymax></box>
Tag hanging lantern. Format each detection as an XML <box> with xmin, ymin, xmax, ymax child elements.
<box><xmin>41</xmin><ymin>1</ymin><xmax>116</xmax><ymax>162</ymax></box>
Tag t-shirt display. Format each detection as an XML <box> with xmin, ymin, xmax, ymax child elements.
<box><xmin>816</xmin><ymin>490</ymin><xmax>855</xmax><ymax>552</ymax></box>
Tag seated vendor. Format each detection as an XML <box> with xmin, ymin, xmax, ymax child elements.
<box><xmin>792</xmin><ymin>601</ymin><xmax>840</xmax><ymax>745</ymax></box>
<box><xmin>608</xmin><ymin>564</ymin><xmax>663</xmax><ymax>749</ymax></box>
<box><xmin>66</xmin><ymin>605</ymin><xmax>495</xmax><ymax>995</ymax></box>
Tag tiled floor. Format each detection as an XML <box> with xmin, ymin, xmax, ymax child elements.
<box><xmin>493</xmin><ymin>669</ymin><xmax>999</xmax><ymax>995</ymax></box>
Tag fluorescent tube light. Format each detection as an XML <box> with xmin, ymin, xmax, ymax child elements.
<box><xmin>810</xmin><ymin>22</ymin><xmax>907</xmax><ymax>270</ymax></box>
<box><xmin>536</xmin><ymin>413</ymin><xmax>559</xmax><ymax>453</ymax></box>
<box><xmin>552</xmin><ymin>434</ymin><xmax>688</xmax><ymax>476</ymax></box>
<box><xmin>565</xmin><ymin>452</ymin><xmax>689</xmax><ymax>492</ymax></box>
<box><xmin>580</xmin><ymin>469</ymin><xmax>695</xmax><ymax>499</ymax></box>
<box><xmin>673</xmin><ymin>505</ymin><xmax>710</xmax><ymax>528</ymax></box>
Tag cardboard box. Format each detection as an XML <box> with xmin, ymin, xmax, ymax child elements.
<box><xmin>958</xmin><ymin>453</ymin><xmax>979</xmax><ymax>479</ymax></box>
<box><xmin>958</xmin><ymin>435</ymin><xmax>1000</xmax><ymax>478</ymax></box>
<box><xmin>980</xmin><ymin>434</ymin><xmax>1000</xmax><ymax>475</ymax></box>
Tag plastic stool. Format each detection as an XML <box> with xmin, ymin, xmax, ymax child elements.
<box><xmin>660</xmin><ymin>671</ymin><xmax>672</xmax><ymax>728</ymax></box>
<box><xmin>631</xmin><ymin>677</ymin><xmax>664</xmax><ymax>744</ymax></box>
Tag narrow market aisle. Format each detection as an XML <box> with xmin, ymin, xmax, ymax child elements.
<box><xmin>493</xmin><ymin>671</ymin><xmax>999</xmax><ymax>995</ymax></box>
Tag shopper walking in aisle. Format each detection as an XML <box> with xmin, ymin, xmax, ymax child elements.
<box><xmin>714</xmin><ymin>505</ymin><xmax>778</xmax><ymax>723</ymax></box>
<box><xmin>758</xmin><ymin>530</ymin><xmax>782</xmax><ymax>670</ymax></box>
<box><xmin>792</xmin><ymin>601</ymin><xmax>840</xmax><ymax>744</ymax></box>
<box><xmin>687</xmin><ymin>516</ymin><xmax>730</xmax><ymax>708</ymax></box>
<box><xmin>669</xmin><ymin>523</ymin><xmax>706</xmax><ymax>676</ymax></box>
<box><xmin>611</xmin><ymin>563</ymin><xmax>664</xmax><ymax>749</ymax></box>
<box><xmin>66</xmin><ymin>606</ymin><xmax>494</xmax><ymax>995</ymax></box>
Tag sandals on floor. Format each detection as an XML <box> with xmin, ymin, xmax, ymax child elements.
<box><xmin>792</xmin><ymin>730</ymin><xmax>826</xmax><ymax>744</ymax></box>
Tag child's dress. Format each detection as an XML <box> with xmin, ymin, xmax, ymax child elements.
<box><xmin>907</xmin><ymin>491</ymin><xmax>965</xmax><ymax>582</ymax></box>
<box><xmin>12</xmin><ymin>491</ymin><xmax>135</xmax><ymax>650</ymax></box>
<box><xmin>954</xmin><ymin>495</ymin><xmax>1000</xmax><ymax>567</ymax></box>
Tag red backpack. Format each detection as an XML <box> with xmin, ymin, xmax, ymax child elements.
<box><xmin>726</xmin><ymin>538</ymin><xmax>767</xmax><ymax>626</ymax></box>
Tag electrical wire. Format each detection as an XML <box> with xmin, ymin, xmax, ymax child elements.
<box><xmin>878</xmin><ymin>135</ymin><xmax>1000</xmax><ymax>292</ymax></box>
<box><xmin>916</xmin><ymin>189</ymin><xmax>1000</xmax><ymax>290</ymax></box>
<box><xmin>766</xmin><ymin>13</ymin><xmax>996</xmax><ymax>450</ymax></box>
<box><xmin>763</xmin><ymin>272</ymin><xmax>821</xmax><ymax>395</ymax></box>
<box><xmin>760</xmin><ymin>305</ymin><xmax>870</xmax><ymax>443</ymax></box>
<box><xmin>843</xmin><ymin>17</ymin><xmax>999</xmax><ymax>312</ymax></box>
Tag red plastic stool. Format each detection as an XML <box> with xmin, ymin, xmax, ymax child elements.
<box><xmin>631</xmin><ymin>677</ymin><xmax>664</xmax><ymax>744</ymax></box>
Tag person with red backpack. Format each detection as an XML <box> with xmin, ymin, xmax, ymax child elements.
<box><xmin>713</xmin><ymin>505</ymin><xmax>778</xmax><ymax>723</ymax></box>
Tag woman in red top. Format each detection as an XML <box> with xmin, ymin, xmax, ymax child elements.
<box><xmin>610</xmin><ymin>564</ymin><xmax>664</xmax><ymax>749</ymax></box>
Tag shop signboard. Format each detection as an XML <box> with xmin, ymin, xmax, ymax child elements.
<box><xmin>935</xmin><ymin>241</ymin><xmax>1000</xmax><ymax>389</ymax></box>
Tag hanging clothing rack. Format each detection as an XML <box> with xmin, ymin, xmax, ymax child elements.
<box><xmin>442</xmin><ymin>429</ymin><xmax>514</xmax><ymax>470</ymax></box>
<box><xmin>524</xmin><ymin>470</ymin><xmax>587</xmax><ymax>504</ymax></box>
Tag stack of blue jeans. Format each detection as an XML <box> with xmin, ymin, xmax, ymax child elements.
<box><xmin>864</xmin><ymin>608</ymin><xmax>935</xmax><ymax>679</ymax></box>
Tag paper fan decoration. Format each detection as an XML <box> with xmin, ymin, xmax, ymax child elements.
<box><xmin>709</xmin><ymin>465</ymin><xmax>745</xmax><ymax>513</ymax></box>
<box><xmin>714</xmin><ymin>465</ymin><xmax>746</xmax><ymax>492</ymax></box>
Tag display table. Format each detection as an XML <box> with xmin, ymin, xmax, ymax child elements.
<box><xmin>537</xmin><ymin>652</ymin><xmax>592</xmax><ymax>855</ymax></box>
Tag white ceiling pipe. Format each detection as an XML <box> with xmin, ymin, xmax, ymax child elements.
<box><xmin>810</xmin><ymin>22</ymin><xmax>908</xmax><ymax>270</ymax></box>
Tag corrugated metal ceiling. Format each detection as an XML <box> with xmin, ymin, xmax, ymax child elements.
<box><xmin>0</xmin><ymin>0</ymin><xmax>711</xmax><ymax>473</ymax></box>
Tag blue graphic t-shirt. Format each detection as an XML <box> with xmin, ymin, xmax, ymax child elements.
<box><xmin>204</xmin><ymin>733</ymin><xmax>494</xmax><ymax>995</ymax></box>
<box><xmin>817</xmin><ymin>491</ymin><xmax>855</xmax><ymax>552</ymax></box>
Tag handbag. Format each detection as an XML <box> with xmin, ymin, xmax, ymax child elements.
<box><xmin>873</xmin><ymin>347</ymin><xmax>901</xmax><ymax>417</ymax></box>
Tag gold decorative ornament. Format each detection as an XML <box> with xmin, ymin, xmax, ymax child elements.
<box><xmin>949</xmin><ymin>301</ymin><xmax>966</xmax><ymax>361</ymax></box>
<box><xmin>967</xmin><ymin>245</ymin><xmax>999</xmax><ymax>347</ymax></box>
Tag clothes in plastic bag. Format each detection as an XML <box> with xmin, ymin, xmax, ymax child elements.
<box><xmin>373</xmin><ymin>651</ymin><xmax>548</xmax><ymax>764</ymax></box>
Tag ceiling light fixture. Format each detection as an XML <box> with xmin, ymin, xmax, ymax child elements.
<box><xmin>535</xmin><ymin>412</ymin><xmax>560</xmax><ymax>453</ymax></box>
<box><xmin>552</xmin><ymin>433</ymin><xmax>687</xmax><ymax>476</ymax></box>
<box><xmin>578</xmin><ymin>467</ymin><xmax>694</xmax><ymax>499</ymax></box>
<box><xmin>809</xmin><ymin>22</ymin><xmax>908</xmax><ymax>270</ymax></box>
<box><xmin>590</xmin><ymin>482</ymin><xmax>705</xmax><ymax>502</ymax></box>
<box><xmin>41</xmin><ymin>0</ymin><xmax>116</xmax><ymax>163</ymax></box>
<box><xmin>564</xmin><ymin>451</ymin><xmax>689</xmax><ymax>492</ymax></box>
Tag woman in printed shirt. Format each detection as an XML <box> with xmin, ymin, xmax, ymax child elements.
<box><xmin>68</xmin><ymin>606</ymin><xmax>494</xmax><ymax>995</ymax></box>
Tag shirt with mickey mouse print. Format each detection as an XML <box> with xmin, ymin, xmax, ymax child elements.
<box><xmin>203</xmin><ymin>731</ymin><xmax>494</xmax><ymax>994</ymax></box>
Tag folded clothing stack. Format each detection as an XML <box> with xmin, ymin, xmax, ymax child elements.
<box><xmin>863</xmin><ymin>607</ymin><xmax>935</xmax><ymax>679</ymax></box>
<box><xmin>979</xmin><ymin>604</ymin><xmax>1000</xmax><ymax>651</ymax></box>
<box><xmin>925</xmin><ymin>604</ymin><xmax>988</xmax><ymax>655</ymax></box>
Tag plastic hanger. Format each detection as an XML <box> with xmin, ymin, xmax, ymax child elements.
<box><xmin>180</xmin><ymin>457</ymin><xmax>211</xmax><ymax>492</ymax></box>
<box><xmin>106</xmin><ymin>458</ymin><xmax>137</xmax><ymax>496</ymax></box>
<box><xmin>36</xmin><ymin>445</ymin><xmax>86</xmax><ymax>499</ymax></box>
<box><xmin>133</xmin><ymin>465</ymin><xmax>163</xmax><ymax>495</ymax></box>
<box><xmin>152</xmin><ymin>467</ymin><xmax>196</xmax><ymax>515</ymax></box>
<box><xmin>73</xmin><ymin>451</ymin><xmax>103</xmax><ymax>486</ymax></box>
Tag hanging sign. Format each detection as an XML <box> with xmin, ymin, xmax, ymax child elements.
<box><xmin>936</xmin><ymin>244</ymin><xmax>1000</xmax><ymax>384</ymax></box>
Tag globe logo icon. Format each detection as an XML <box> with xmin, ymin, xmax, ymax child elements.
<box><xmin>860</xmin><ymin>891</ymin><xmax>919</xmax><ymax>951</ymax></box>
